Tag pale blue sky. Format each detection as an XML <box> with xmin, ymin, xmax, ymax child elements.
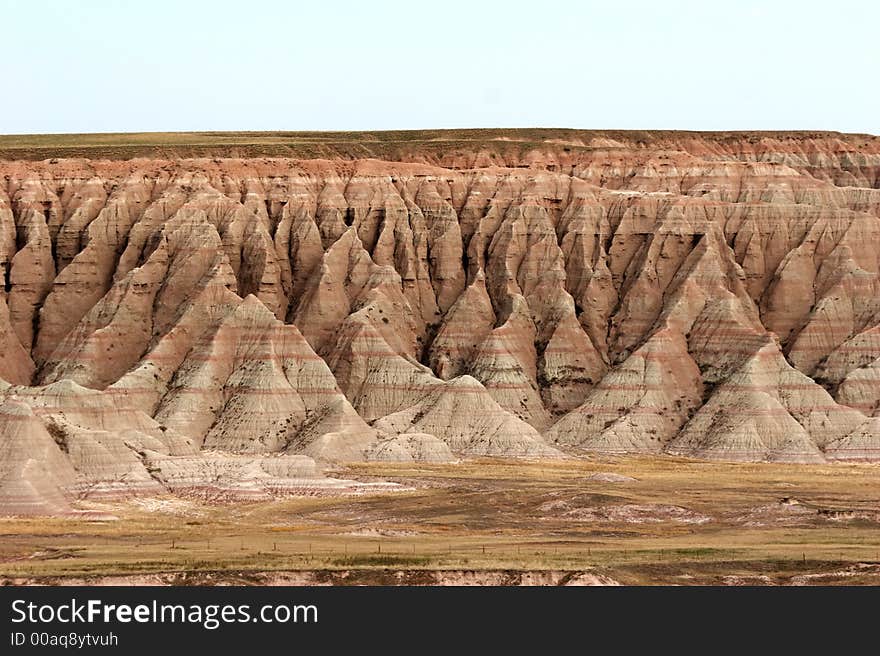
<box><xmin>1</xmin><ymin>0</ymin><xmax>877</xmax><ymax>134</ymax></box>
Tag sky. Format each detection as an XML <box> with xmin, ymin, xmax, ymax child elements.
<box><xmin>0</xmin><ymin>0</ymin><xmax>877</xmax><ymax>135</ymax></box>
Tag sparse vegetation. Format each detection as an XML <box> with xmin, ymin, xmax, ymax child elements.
<box><xmin>1</xmin><ymin>456</ymin><xmax>879</xmax><ymax>584</ymax></box>
<box><xmin>331</xmin><ymin>555</ymin><xmax>431</xmax><ymax>567</ymax></box>
<box><xmin>0</xmin><ymin>129</ymin><xmax>873</xmax><ymax>161</ymax></box>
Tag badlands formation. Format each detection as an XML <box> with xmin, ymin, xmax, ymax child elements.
<box><xmin>2</xmin><ymin>129</ymin><xmax>880</xmax><ymax>514</ymax></box>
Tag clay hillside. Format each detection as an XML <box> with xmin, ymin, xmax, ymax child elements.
<box><xmin>2</xmin><ymin>129</ymin><xmax>880</xmax><ymax>513</ymax></box>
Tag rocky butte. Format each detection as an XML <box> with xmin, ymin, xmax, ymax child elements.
<box><xmin>1</xmin><ymin>128</ymin><xmax>880</xmax><ymax>514</ymax></box>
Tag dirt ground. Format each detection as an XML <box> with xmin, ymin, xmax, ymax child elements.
<box><xmin>2</xmin><ymin>456</ymin><xmax>880</xmax><ymax>585</ymax></box>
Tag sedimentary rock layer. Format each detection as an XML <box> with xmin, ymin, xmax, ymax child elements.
<box><xmin>2</xmin><ymin>130</ymin><xmax>880</xmax><ymax>511</ymax></box>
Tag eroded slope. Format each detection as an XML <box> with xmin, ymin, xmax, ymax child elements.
<box><xmin>2</xmin><ymin>130</ymin><xmax>880</xmax><ymax>512</ymax></box>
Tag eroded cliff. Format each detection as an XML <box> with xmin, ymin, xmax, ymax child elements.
<box><xmin>2</xmin><ymin>129</ymin><xmax>880</xmax><ymax>513</ymax></box>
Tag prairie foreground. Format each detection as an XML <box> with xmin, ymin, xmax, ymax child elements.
<box><xmin>2</xmin><ymin>456</ymin><xmax>879</xmax><ymax>585</ymax></box>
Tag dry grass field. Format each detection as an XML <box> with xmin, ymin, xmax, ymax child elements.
<box><xmin>0</xmin><ymin>128</ymin><xmax>607</xmax><ymax>160</ymax></box>
<box><xmin>0</xmin><ymin>129</ymin><xmax>874</xmax><ymax>161</ymax></box>
<box><xmin>2</xmin><ymin>456</ymin><xmax>879</xmax><ymax>585</ymax></box>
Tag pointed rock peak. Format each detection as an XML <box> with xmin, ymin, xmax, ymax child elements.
<box><xmin>737</xmin><ymin>339</ymin><xmax>788</xmax><ymax>376</ymax></box>
<box><xmin>495</xmin><ymin>293</ymin><xmax>533</xmax><ymax>329</ymax></box>
<box><xmin>236</xmin><ymin>293</ymin><xmax>275</xmax><ymax>316</ymax></box>
<box><xmin>325</xmin><ymin>225</ymin><xmax>363</xmax><ymax>254</ymax></box>
<box><xmin>220</xmin><ymin>294</ymin><xmax>282</xmax><ymax>330</ymax></box>
<box><xmin>367</xmin><ymin>264</ymin><xmax>403</xmax><ymax>287</ymax></box>
<box><xmin>38</xmin><ymin>378</ymin><xmax>99</xmax><ymax>399</ymax></box>
<box><xmin>446</xmin><ymin>374</ymin><xmax>485</xmax><ymax>389</ymax></box>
